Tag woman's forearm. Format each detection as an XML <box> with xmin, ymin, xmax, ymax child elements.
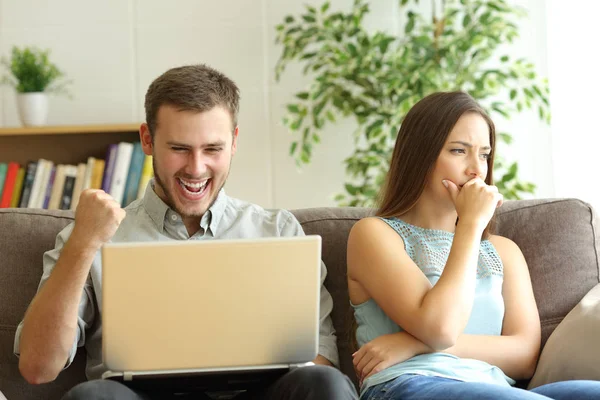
<box><xmin>443</xmin><ymin>334</ymin><xmax>539</xmax><ymax>380</ymax></box>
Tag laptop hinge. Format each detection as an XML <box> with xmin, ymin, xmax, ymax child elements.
<box><xmin>123</xmin><ymin>372</ymin><xmax>133</xmax><ymax>381</ymax></box>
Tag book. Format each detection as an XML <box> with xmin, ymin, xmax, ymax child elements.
<box><xmin>59</xmin><ymin>166</ymin><xmax>78</xmax><ymax>210</ymax></box>
<box><xmin>48</xmin><ymin>165</ymin><xmax>67</xmax><ymax>210</ymax></box>
<box><xmin>83</xmin><ymin>157</ymin><xmax>95</xmax><ymax>191</ymax></box>
<box><xmin>70</xmin><ymin>163</ymin><xmax>87</xmax><ymax>211</ymax></box>
<box><xmin>42</xmin><ymin>165</ymin><xmax>57</xmax><ymax>209</ymax></box>
<box><xmin>122</xmin><ymin>142</ymin><xmax>144</xmax><ymax>207</ymax></box>
<box><xmin>28</xmin><ymin>159</ymin><xmax>50</xmax><ymax>208</ymax></box>
<box><xmin>101</xmin><ymin>144</ymin><xmax>118</xmax><ymax>193</ymax></box>
<box><xmin>33</xmin><ymin>160</ymin><xmax>54</xmax><ymax>209</ymax></box>
<box><xmin>1</xmin><ymin>162</ymin><xmax>20</xmax><ymax>208</ymax></box>
<box><xmin>0</xmin><ymin>163</ymin><xmax>7</xmax><ymax>204</ymax></box>
<box><xmin>109</xmin><ymin>142</ymin><xmax>134</xmax><ymax>205</ymax></box>
<box><xmin>136</xmin><ymin>155</ymin><xmax>153</xmax><ymax>199</ymax></box>
<box><xmin>19</xmin><ymin>162</ymin><xmax>38</xmax><ymax>208</ymax></box>
<box><xmin>10</xmin><ymin>167</ymin><xmax>25</xmax><ymax>208</ymax></box>
<box><xmin>91</xmin><ymin>159</ymin><xmax>105</xmax><ymax>190</ymax></box>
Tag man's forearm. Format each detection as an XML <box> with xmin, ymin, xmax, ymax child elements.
<box><xmin>19</xmin><ymin>238</ymin><xmax>97</xmax><ymax>384</ymax></box>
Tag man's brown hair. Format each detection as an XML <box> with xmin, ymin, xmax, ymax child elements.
<box><xmin>144</xmin><ymin>64</ymin><xmax>240</xmax><ymax>138</ymax></box>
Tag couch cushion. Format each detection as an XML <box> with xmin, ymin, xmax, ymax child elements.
<box><xmin>527</xmin><ymin>283</ymin><xmax>600</xmax><ymax>389</ymax></box>
<box><xmin>0</xmin><ymin>208</ymin><xmax>87</xmax><ymax>400</ymax></box>
<box><xmin>292</xmin><ymin>207</ymin><xmax>372</xmax><ymax>385</ymax></box>
<box><xmin>496</xmin><ymin>199</ymin><xmax>600</xmax><ymax>348</ymax></box>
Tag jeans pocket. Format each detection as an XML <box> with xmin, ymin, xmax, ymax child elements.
<box><xmin>369</xmin><ymin>374</ymin><xmax>424</xmax><ymax>400</ymax></box>
<box><xmin>362</xmin><ymin>379</ymin><xmax>397</xmax><ymax>400</ymax></box>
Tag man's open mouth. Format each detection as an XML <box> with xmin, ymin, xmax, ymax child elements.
<box><xmin>177</xmin><ymin>178</ymin><xmax>210</xmax><ymax>195</ymax></box>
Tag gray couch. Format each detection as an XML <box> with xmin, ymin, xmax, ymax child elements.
<box><xmin>1</xmin><ymin>199</ymin><xmax>599</xmax><ymax>399</ymax></box>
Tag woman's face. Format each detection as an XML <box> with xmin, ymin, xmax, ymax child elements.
<box><xmin>425</xmin><ymin>112</ymin><xmax>492</xmax><ymax>203</ymax></box>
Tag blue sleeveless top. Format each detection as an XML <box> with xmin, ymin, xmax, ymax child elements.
<box><xmin>352</xmin><ymin>217</ymin><xmax>515</xmax><ymax>397</ymax></box>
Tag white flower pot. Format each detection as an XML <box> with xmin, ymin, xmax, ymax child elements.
<box><xmin>17</xmin><ymin>92</ymin><xmax>49</xmax><ymax>126</ymax></box>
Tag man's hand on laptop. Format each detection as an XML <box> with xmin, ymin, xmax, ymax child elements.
<box><xmin>71</xmin><ymin>189</ymin><xmax>126</xmax><ymax>251</ymax></box>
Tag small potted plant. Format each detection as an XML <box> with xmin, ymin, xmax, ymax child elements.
<box><xmin>1</xmin><ymin>46</ymin><xmax>71</xmax><ymax>126</ymax></box>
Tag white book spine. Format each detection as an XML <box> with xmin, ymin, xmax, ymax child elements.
<box><xmin>35</xmin><ymin>160</ymin><xmax>54</xmax><ymax>209</ymax></box>
<box><xmin>109</xmin><ymin>142</ymin><xmax>134</xmax><ymax>205</ymax></box>
<box><xmin>27</xmin><ymin>159</ymin><xmax>47</xmax><ymax>208</ymax></box>
<box><xmin>48</xmin><ymin>165</ymin><xmax>66</xmax><ymax>210</ymax></box>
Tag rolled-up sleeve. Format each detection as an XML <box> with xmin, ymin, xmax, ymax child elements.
<box><xmin>14</xmin><ymin>222</ymin><xmax>96</xmax><ymax>370</ymax></box>
<box><xmin>279</xmin><ymin>212</ymin><xmax>340</xmax><ymax>368</ymax></box>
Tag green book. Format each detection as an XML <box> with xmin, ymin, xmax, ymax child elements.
<box><xmin>0</xmin><ymin>163</ymin><xmax>7</xmax><ymax>200</ymax></box>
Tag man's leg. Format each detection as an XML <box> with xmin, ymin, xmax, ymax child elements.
<box><xmin>61</xmin><ymin>380</ymin><xmax>150</xmax><ymax>400</ymax></box>
<box><xmin>258</xmin><ymin>365</ymin><xmax>358</xmax><ymax>400</ymax></box>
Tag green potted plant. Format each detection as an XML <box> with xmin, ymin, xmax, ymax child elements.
<box><xmin>1</xmin><ymin>46</ymin><xmax>71</xmax><ymax>126</ymax></box>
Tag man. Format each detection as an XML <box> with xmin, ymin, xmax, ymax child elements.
<box><xmin>14</xmin><ymin>64</ymin><xmax>358</xmax><ymax>400</ymax></box>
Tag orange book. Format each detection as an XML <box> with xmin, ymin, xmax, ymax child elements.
<box><xmin>0</xmin><ymin>162</ymin><xmax>20</xmax><ymax>208</ymax></box>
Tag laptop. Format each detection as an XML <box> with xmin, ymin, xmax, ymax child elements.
<box><xmin>100</xmin><ymin>235</ymin><xmax>321</xmax><ymax>391</ymax></box>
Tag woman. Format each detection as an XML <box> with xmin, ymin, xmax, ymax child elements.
<box><xmin>347</xmin><ymin>91</ymin><xmax>600</xmax><ymax>399</ymax></box>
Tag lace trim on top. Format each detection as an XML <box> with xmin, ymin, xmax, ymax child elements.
<box><xmin>382</xmin><ymin>217</ymin><xmax>504</xmax><ymax>279</ymax></box>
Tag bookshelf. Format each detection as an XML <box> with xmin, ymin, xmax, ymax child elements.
<box><xmin>0</xmin><ymin>123</ymin><xmax>141</xmax><ymax>165</ymax></box>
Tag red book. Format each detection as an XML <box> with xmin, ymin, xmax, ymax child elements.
<box><xmin>0</xmin><ymin>162</ymin><xmax>20</xmax><ymax>208</ymax></box>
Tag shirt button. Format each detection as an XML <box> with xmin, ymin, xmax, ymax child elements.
<box><xmin>171</xmin><ymin>215</ymin><xmax>177</xmax><ymax>221</ymax></box>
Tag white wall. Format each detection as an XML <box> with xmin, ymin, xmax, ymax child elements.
<box><xmin>546</xmin><ymin>1</ymin><xmax>600</xmax><ymax>211</ymax></box>
<box><xmin>0</xmin><ymin>0</ymin><xmax>552</xmax><ymax>209</ymax></box>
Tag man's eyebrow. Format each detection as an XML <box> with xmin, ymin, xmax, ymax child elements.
<box><xmin>166</xmin><ymin>141</ymin><xmax>189</xmax><ymax>147</ymax></box>
<box><xmin>203</xmin><ymin>140</ymin><xmax>226</xmax><ymax>147</ymax></box>
<box><xmin>166</xmin><ymin>140</ymin><xmax>226</xmax><ymax>148</ymax></box>
<box><xmin>449</xmin><ymin>141</ymin><xmax>491</xmax><ymax>150</ymax></box>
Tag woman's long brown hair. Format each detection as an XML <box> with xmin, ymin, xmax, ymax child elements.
<box><xmin>349</xmin><ymin>91</ymin><xmax>497</xmax><ymax>354</ymax></box>
<box><xmin>377</xmin><ymin>91</ymin><xmax>496</xmax><ymax>235</ymax></box>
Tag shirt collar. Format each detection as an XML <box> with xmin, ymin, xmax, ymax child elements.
<box><xmin>143</xmin><ymin>179</ymin><xmax>170</xmax><ymax>233</ymax></box>
<box><xmin>143</xmin><ymin>179</ymin><xmax>229</xmax><ymax>235</ymax></box>
<box><xmin>202</xmin><ymin>188</ymin><xmax>228</xmax><ymax>236</ymax></box>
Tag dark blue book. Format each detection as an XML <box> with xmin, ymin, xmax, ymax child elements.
<box><xmin>19</xmin><ymin>162</ymin><xmax>38</xmax><ymax>208</ymax></box>
<box><xmin>42</xmin><ymin>166</ymin><xmax>57</xmax><ymax>209</ymax></box>
<box><xmin>101</xmin><ymin>143</ymin><xmax>118</xmax><ymax>193</ymax></box>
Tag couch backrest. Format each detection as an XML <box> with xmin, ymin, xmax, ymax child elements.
<box><xmin>494</xmin><ymin>199</ymin><xmax>600</xmax><ymax>344</ymax></box>
<box><xmin>293</xmin><ymin>199</ymin><xmax>600</xmax><ymax>386</ymax></box>
<box><xmin>1</xmin><ymin>198</ymin><xmax>599</xmax><ymax>398</ymax></box>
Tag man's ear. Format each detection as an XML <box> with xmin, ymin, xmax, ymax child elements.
<box><xmin>140</xmin><ymin>123</ymin><xmax>153</xmax><ymax>156</ymax></box>
<box><xmin>231</xmin><ymin>126</ymin><xmax>239</xmax><ymax>156</ymax></box>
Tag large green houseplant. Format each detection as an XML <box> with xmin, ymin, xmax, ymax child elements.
<box><xmin>275</xmin><ymin>0</ymin><xmax>550</xmax><ymax>206</ymax></box>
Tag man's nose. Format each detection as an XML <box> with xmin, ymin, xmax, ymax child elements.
<box><xmin>187</xmin><ymin>152</ymin><xmax>207</xmax><ymax>177</ymax></box>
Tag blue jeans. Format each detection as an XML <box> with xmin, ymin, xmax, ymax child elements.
<box><xmin>362</xmin><ymin>374</ymin><xmax>600</xmax><ymax>400</ymax></box>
